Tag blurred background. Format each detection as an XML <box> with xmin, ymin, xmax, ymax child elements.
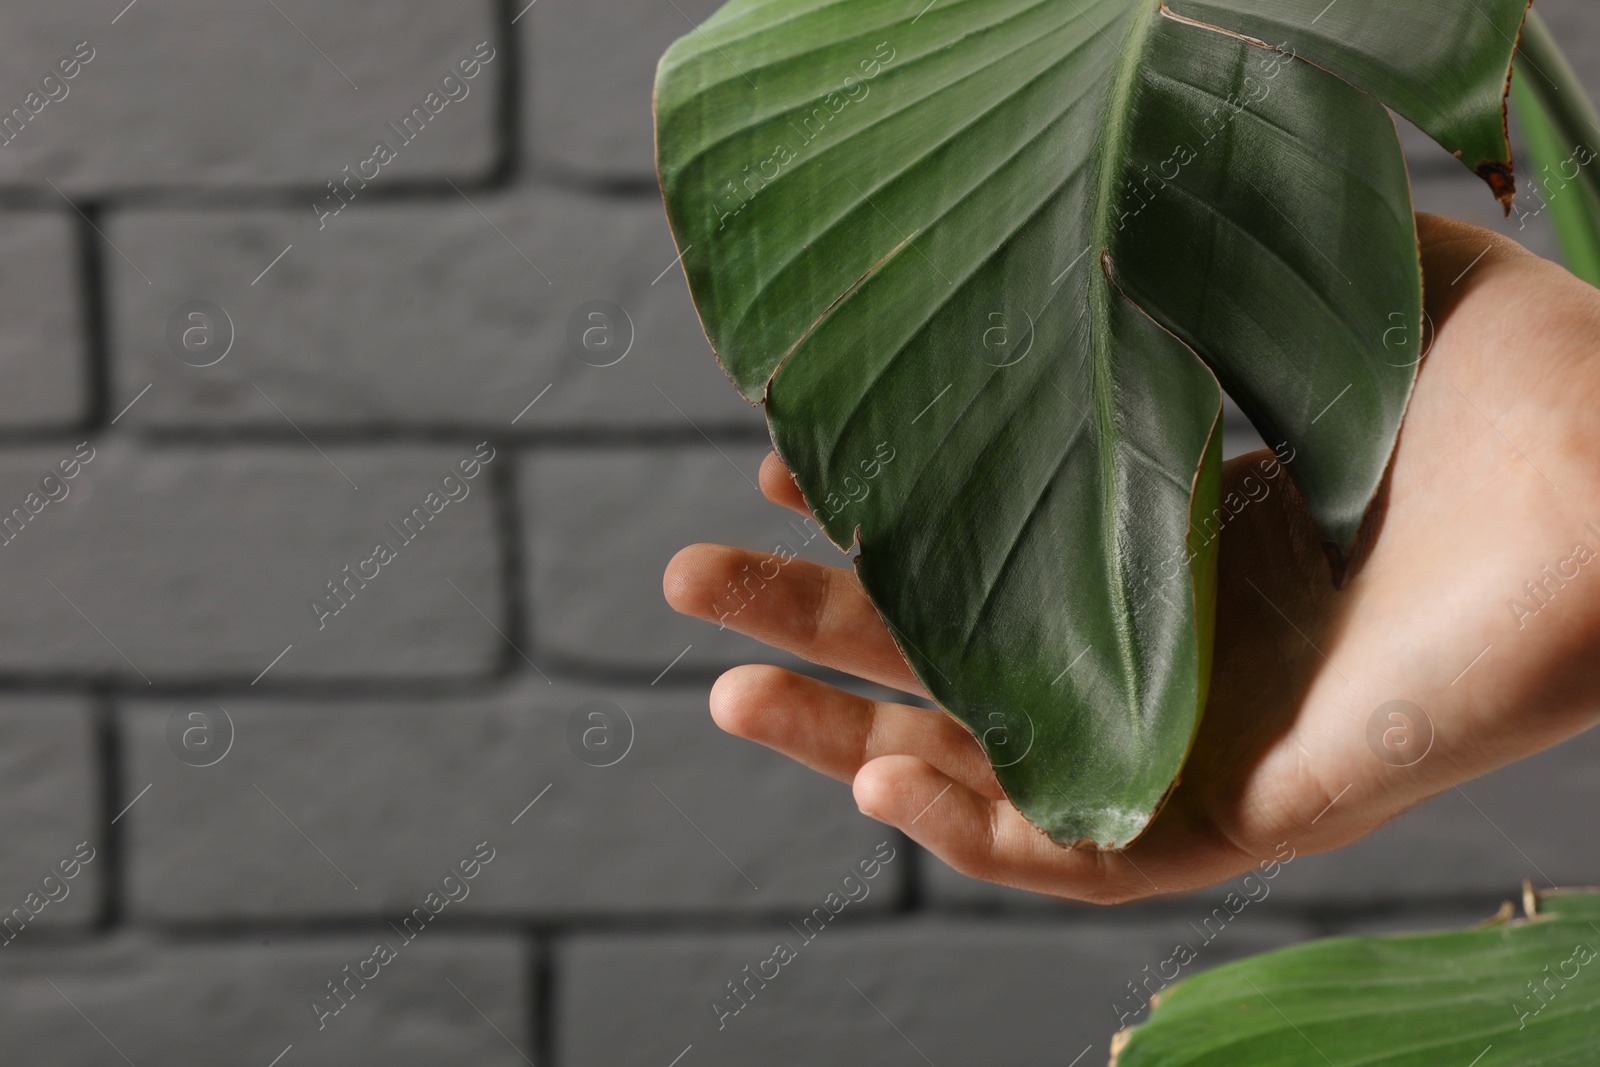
<box><xmin>0</xmin><ymin>1</ymin><xmax>1593</xmax><ymax>1063</ymax></box>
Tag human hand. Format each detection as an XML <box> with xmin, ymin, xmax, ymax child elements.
<box><xmin>663</xmin><ymin>213</ymin><xmax>1600</xmax><ymax>903</ymax></box>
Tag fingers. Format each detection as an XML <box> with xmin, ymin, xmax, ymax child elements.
<box><xmin>759</xmin><ymin>451</ymin><xmax>808</xmax><ymax>516</ymax></box>
<box><xmin>664</xmin><ymin>543</ymin><xmax>928</xmax><ymax>696</ymax></box>
<box><xmin>852</xmin><ymin>755</ymin><xmax>1246</xmax><ymax>904</ymax></box>
<box><xmin>711</xmin><ymin>450</ymin><xmax>1265</xmax><ymax>903</ymax></box>
<box><xmin>710</xmin><ymin>665</ymin><xmax>1002</xmax><ymax>798</ymax></box>
<box><xmin>851</xmin><ymin>755</ymin><xmax>1122</xmax><ymax>900</ymax></box>
<box><xmin>708</xmin><ymin>665</ymin><xmax>1232</xmax><ymax>903</ymax></box>
<box><xmin>667</xmin><ymin>449</ymin><xmax>929</xmax><ymax>695</ymax></box>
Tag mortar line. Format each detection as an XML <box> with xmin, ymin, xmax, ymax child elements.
<box><xmin>73</xmin><ymin>201</ymin><xmax>113</xmax><ymax>430</ymax></box>
<box><xmin>91</xmin><ymin>688</ymin><xmax>124</xmax><ymax>928</ymax></box>
<box><xmin>492</xmin><ymin>0</ymin><xmax>526</xmax><ymax>185</ymax></box>
<box><xmin>0</xmin><ymin>177</ymin><xmax>665</xmax><ymax>212</ymax></box>
<box><xmin>896</xmin><ymin>831</ymin><xmax>924</xmax><ymax>914</ymax></box>
<box><xmin>531</xmin><ymin>934</ymin><xmax>557</xmax><ymax>1067</ymax></box>
<box><xmin>490</xmin><ymin>451</ymin><xmax>537</xmax><ymax>680</ymax></box>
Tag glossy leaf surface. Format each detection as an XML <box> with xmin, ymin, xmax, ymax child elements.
<box><xmin>655</xmin><ymin>0</ymin><xmax>1526</xmax><ymax>845</ymax></box>
<box><xmin>1113</xmin><ymin>887</ymin><xmax>1600</xmax><ymax>1066</ymax></box>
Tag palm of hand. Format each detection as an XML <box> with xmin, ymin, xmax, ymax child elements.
<box><xmin>665</xmin><ymin>214</ymin><xmax>1600</xmax><ymax>902</ymax></box>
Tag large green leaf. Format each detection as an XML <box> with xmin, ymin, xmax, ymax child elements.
<box><xmin>655</xmin><ymin>0</ymin><xmax>1526</xmax><ymax>846</ymax></box>
<box><xmin>1112</xmin><ymin>887</ymin><xmax>1600</xmax><ymax>1065</ymax></box>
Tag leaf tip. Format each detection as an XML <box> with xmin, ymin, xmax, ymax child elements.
<box><xmin>1476</xmin><ymin>161</ymin><xmax>1517</xmax><ymax>215</ymax></box>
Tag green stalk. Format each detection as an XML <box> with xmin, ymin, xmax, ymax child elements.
<box><xmin>1512</xmin><ymin>7</ymin><xmax>1600</xmax><ymax>285</ymax></box>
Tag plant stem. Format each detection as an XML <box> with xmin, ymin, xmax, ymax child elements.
<box><xmin>1516</xmin><ymin>10</ymin><xmax>1593</xmax><ymax>147</ymax></box>
<box><xmin>1511</xmin><ymin>75</ymin><xmax>1600</xmax><ymax>283</ymax></box>
<box><xmin>1512</xmin><ymin>8</ymin><xmax>1600</xmax><ymax>285</ymax></box>
<box><xmin>1514</xmin><ymin>10</ymin><xmax>1600</xmax><ymax>188</ymax></box>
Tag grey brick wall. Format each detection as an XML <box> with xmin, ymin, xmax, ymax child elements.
<box><xmin>0</xmin><ymin>2</ymin><xmax>1593</xmax><ymax>1064</ymax></box>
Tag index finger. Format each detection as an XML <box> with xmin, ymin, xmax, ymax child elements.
<box><xmin>664</xmin><ymin>543</ymin><xmax>931</xmax><ymax>698</ymax></box>
<box><xmin>760</xmin><ymin>450</ymin><xmax>809</xmax><ymax>516</ymax></box>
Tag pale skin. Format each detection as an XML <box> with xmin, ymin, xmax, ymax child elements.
<box><xmin>664</xmin><ymin>213</ymin><xmax>1600</xmax><ymax>904</ymax></box>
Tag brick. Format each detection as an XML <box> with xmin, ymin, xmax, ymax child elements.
<box><xmin>104</xmin><ymin>190</ymin><xmax>757</xmax><ymax>432</ymax></box>
<box><xmin>0</xmin><ymin>2</ymin><xmax>499</xmax><ymax>192</ymax></box>
<box><xmin>523</xmin><ymin>0</ymin><xmax>725</xmax><ymax>180</ymax></box>
<box><xmin>0</xmin><ymin>933</ymin><xmax>531</xmax><ymax>1065</ymax></box>
<box><xmin>524</xmin><ymin>443</ymin><xmax>853</xmax><ymax>677</ymax></box>
<box><xmin>0</xmin><ymin>440</ymin><xmax>502</xmax><ymax>680</ymax></box>
<box><xmin>0</xmin><ymin>696</ymin><xmax>100</xmax><ymax>933</ymax></box>
<box><xmin>0</xmin><ymin>212</ymin><xmax>85</xmax><ymax>428</ymax></box>
<box><xmin>930</xmin><ymin>725</ymin><xmax>1600</xmax><ymax>909</ymax></box>
<box><xmin>119</xmin><ymin>681</ymin><xmax>899</xmax><ymax>920</ymax></box>
<box><xmin>557</xmin><ymin>916</ymin><xmax>1313</xmax><ymax>1066</ymax></box>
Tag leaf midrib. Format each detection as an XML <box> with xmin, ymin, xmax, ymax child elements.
<box><xmin>1086</xmin><ymin>1</ymin><xmax>1163</xmax><ymax>730</ymax></box>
